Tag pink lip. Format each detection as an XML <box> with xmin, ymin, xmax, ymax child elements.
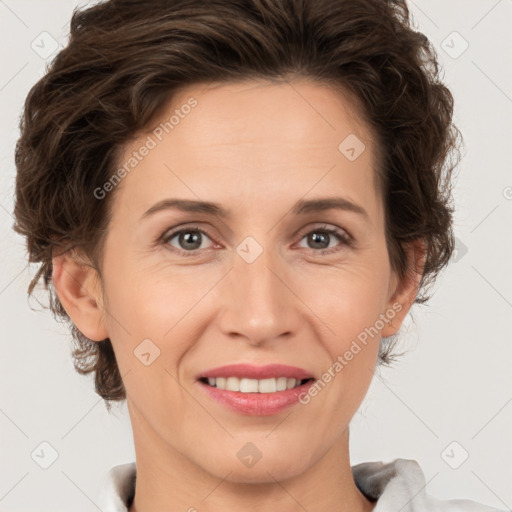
<box><xmin>196</xmin><ymin>363</ymin><xmax>315</xmax><ymax>416</ymax></box>
<box><xmin>197</xmin><ymin>379</ymin><xmax>315</xmax><ymax>416</ymax></box>
<box><xmin>197</xmin><ymin>363</ymin><xmax>314</xmax><ymax>380</ymax></box>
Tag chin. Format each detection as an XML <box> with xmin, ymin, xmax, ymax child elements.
<box><xmin>217</xmin><ymin>459</ymin><xmax>308</xmax><ymax>484</ymax></box>
<box><xmin>195</xmin><ymin>441</ymin><xmax>317</xmax><ymax>484</ymax></box>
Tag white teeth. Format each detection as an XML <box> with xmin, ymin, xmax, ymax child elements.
<box><xmin>226</xmin><ymin>377</ymin><xmax>240</xmax><ymax>392</ymax></box>
<box><xmin>205</xmin><ymin>376</ymin><xmax>306</xmax><ymax>393</ymax></box>
<box><xmin>240</xmin><ymin>378</ymin><xmax>259</xmax><ymax>392</ymax></box>
<box><xmin>258</xmin><ymin>378</ymin><xmax>277</xmax><ymax>393</ymax></box>
<box><xmin>276</xmin><ymin>376</ymin><xmax>288</xmax><ymax>391</ymax></box>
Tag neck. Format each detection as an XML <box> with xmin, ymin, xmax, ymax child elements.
<box><xmin>127</xmin><ymin>405</ymin><xmax>375</xmax><ymax>512</ymax></box>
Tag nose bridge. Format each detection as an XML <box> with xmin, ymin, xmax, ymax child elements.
<box><xmin>219</xmin><ymin>238</ymin><xmax>296</xmax><ymax>343</ymax></box>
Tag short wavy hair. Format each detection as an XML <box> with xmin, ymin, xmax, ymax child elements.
<box><xmin>13</xmin><ymin>0</ymin><xmax>460</xmax><ymax>407</ymax></box>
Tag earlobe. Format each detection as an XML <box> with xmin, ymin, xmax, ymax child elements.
<box><xmin>51</xmin><ymin>249</ymin><xmax>109</xmax><ymax>341</ymax></box>
<box><xmin>381</xmin><ymin>239</ymin><xmax>426</xmax><ymax>338</ymax></box>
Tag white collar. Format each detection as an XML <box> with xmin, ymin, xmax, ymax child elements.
<box><xmin>97</xmin><ymin>458</ymin><xmax>504</xmax><ymax>512</ymax></box>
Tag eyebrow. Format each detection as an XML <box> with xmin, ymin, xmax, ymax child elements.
<box><xmin>141</xmin><ymin>197</ymin><xmax>369</xmax><ymax>222</ymax></box>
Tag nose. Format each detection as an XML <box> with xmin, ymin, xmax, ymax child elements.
<box><xmin>216</xmin><ymin>243</ymin><xmax>301</xmax><ymax>346</ymax></box>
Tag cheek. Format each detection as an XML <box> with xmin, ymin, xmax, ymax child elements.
<box><xmin>301</xmin><ymin>274</ymin><xmax>388</xmax><ymax>428</ymax></box>
<box><xmin>297</xmin><ymin>253</ymin><xmax>391</xmax><ymax>396</ymax></box>
<box><xmin>301</xmin><ymin>258</ymin><xmax>391</xmax><ymax>342</ymax></box>
<box><xmin>99</xmin><ymin>252</ymin><xmax>217</xmax><ymax>375</ymax></box>
<box><xmin>101</xmin><ymin>242</ymin><xmax>196</xmax><ymax>333</ymax></box>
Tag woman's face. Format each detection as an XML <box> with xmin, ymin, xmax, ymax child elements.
<box><xmin>79</xmin><ymin>79</ymin><xmax>413</xmax><ymax>481</ymax></box>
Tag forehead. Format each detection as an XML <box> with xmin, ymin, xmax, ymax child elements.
<box><xmin>161</xmin><ymin>78</ymin><xmax>370</xmax><ymax>151</ymax></box>
<box><xmin>110</xmin><ymin>78</ymin><xmax>382</xmax><ymax>223</ymax></box>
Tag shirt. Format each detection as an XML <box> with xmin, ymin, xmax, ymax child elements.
<box><xmin>97</xmin><ymin>458</ymin><xmax>506</xmax><ymax>511</ymax></box>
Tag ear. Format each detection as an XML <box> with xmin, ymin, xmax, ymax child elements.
<box><xmin>51</xmin><ymin>249</ymin><xmax>109</xmax><ymax>341</ymax></box>
<box><xmin>381</xmin><ymin>239</ymin><xmax>426</xmax><ymax>337</ymax></box>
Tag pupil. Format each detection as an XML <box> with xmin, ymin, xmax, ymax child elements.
<box><xmin>309</xmin><ymin>232</ymin><xmax>329</xmax><ymax>249</ymax></box>
<box><xmin>181</xmin><ymin>231</ymin><xmax>201</xmax><ymax>250</ymax></box>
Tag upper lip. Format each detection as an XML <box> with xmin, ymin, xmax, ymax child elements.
<box><xmin>197</xmin><ymin>363</ymin><xmax>315</xmax><ymax>381</ymax></box>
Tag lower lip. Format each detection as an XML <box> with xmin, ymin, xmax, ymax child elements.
<box><xmin>198</xmin><ymin>380</ymin><xmax>315</xmax><ymax>416</ymax></box>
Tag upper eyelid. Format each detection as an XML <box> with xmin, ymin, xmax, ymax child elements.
<box><xmin>162</xmin><ymin>225</ymin><xmax>216</xmax><ymax>243</ymax></box>
<box><xmin>295</xmin><ymin>223</ymin><xmax>351</xmax><ymax>239</ymax></box>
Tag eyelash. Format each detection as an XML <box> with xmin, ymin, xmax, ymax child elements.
<box><xmin>160</xmin><ymin>224</ymin><xmax>353</xmax><ymax>257</ymax></box>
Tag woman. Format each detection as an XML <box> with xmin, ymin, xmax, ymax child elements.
<box><xmin>13</xmin><ymin>0</ymin><xmax>505</xmax><ymax>511</ymax></box>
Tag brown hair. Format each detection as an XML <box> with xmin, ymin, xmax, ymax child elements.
<box><xmin>13</xmin><ymin>0</ymin><xmax>460</xmax><ymax>407</ymax></box>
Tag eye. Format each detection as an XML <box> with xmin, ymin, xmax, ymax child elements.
<box><xmin>160</xmin><ymin>223</ymin><xmax>352</xmax><ymax>257</ymax></box>
<box><xmin>162</xmin><ymin>226</ymin><xmax>216</xmax><ymax>255</ymax></box>
<box><xmin>296</xmin><ymin>224</ymin><xmax>352</xmax><ymax>254</ymax></box>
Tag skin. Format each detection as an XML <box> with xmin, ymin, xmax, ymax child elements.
<box><xmin>52</xmin><ymin>79</ymin><xmax>423</xmax><ymax>512</ymax></box>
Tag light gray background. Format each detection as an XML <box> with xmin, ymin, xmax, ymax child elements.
<box><xmin>1</xmin><ymin>1</ymin><xmax>511</xmax><ymax>510</ymax></box>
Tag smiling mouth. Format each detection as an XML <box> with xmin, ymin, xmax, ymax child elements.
<box><xmin>199</xmin><ymin>376</ymin><xmax>314</xmax><ymax>393</ymax></box>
